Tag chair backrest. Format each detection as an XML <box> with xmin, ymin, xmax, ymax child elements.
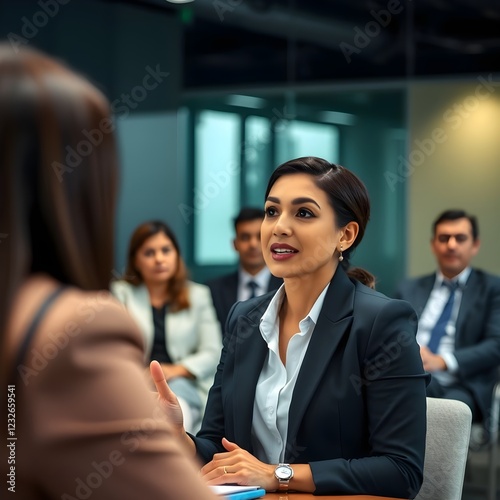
<box><xmin>415</xmin><ymin>397</ymin><xmax>472</xmax><ymax>500</ymax></box>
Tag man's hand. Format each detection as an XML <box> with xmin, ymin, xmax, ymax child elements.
<box><xmin>420</xmin><ymin>346</ymin><xmax>447</xmax><ymax>372</ymax></box>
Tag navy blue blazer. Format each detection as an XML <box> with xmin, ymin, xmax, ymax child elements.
<box><xmin>395</xmin><ymin>268</ymin><xmax>500</xmax><ymax>419</ymax></box>
<box><xmin>206</xmin><ymin>271</ymin><xmax>282</xmax><ymax>333</ymax></box>
<box><xmin>193</xmin><ymin>267</ymin><xmax>428</xmax><ymax>498</ymax></box>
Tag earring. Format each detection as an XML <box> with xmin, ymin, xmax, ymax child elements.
<box><xmin>338</xmin><ymin>245</ymin><xmax>343</xmax><ymax>262</ymax></box>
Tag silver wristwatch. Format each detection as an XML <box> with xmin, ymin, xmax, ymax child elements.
<box><xmin>274</xmin><ymin>463</ymin><xmax>294</xmax><ymax>491</ymax></box>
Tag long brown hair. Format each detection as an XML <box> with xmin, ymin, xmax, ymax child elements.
<box><xmin>0</xmin><ymin>45</ymin><xmax>118</xmax><ymax>380</ymax></box>
<box><xmin>122</xmin><ymin>221</ymin><xmax>190</xmax><ymax>312</ymax></box>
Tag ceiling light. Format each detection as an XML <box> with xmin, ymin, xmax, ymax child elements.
<box><xmin>319</xmin><ymin>111</ymin><xmax>357</xmax><ymax>126</ymax></box>
<box><xmin>224</xmin><ymin>94</ymin><xmax>267</xmax><ymax>109</ymax></box>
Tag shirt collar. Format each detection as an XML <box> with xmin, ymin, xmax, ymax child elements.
<box><xmin>239</xmin><ymin>266</ymin><xmax>271</xmax><ymax>290</ymax></box>
<box><xmin>259</xmin><ymin>282</ymin><xmax>330</xmax><ymax>343</ymax></box>
<box><xmin>435</xmin><ymin>266</ymin><xmax>471</xmax><ymax>288</ymax></box>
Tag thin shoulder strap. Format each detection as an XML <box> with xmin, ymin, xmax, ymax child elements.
<box><xmin>10</xmin><ymin>285</ymin><xmax>67</xmax><ymax>384</ymax></box>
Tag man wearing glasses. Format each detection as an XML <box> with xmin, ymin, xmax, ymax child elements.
<box><xmin>395</xmin><ymin>209</ymin><xmax>500</xmax><ymax>421</ymax></box>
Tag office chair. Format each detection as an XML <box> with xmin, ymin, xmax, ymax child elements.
<box><xmin>465</xmin><ymin>377</ymin><xmax>500</xmax><ymax>500</ymax></box>
<box><xmin>487</xmin><ymin>380</ymin><xmax>500</xmax><ymax>500</ymax></box>
<box><xmin>415</xmin><ymin>397</ymin><xmax>472</xmax><ymax>500</ymax></box>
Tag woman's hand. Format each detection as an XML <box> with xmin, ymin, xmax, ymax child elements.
<box><xmin>160</xmin><ymin>362</ymin><xmax>194</xmax><ymax>381</ymax></box>
<box><xmin>150</xmin><ymin>360</ymin><xmax>184</xmax><ymax>431</ymax></box>
<box><xmin>200</xmin><ymin>438</ymin><xmax>277</xmax><ymax>491</ymax></box>
<box><xmin>150</xmin><ymin>360</ymin><xmax>198</xmax><ymax>455</ymax></box>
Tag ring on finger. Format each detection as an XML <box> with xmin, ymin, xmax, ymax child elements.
<box><xmin>223</xmin><ymin>466</ymin><xmax>228</xmax><ymax>474</ymax></box>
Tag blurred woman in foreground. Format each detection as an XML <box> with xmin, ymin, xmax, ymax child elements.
<box><xmin>0</xmin><ymin>44</ymin><xmax>216</xmax><ymax>500</ymax></box>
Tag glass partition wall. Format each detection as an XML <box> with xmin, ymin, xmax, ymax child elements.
<box><xmin>185</xmin><ymin>87</ymin><xmax>407</xmax><ymax>296</ymax></box>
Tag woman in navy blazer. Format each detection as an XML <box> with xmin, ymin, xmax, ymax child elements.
<box><xmin>152</xmin><ymin>157</ymin><xmax>428</xmax><ymax>498</ymax></box>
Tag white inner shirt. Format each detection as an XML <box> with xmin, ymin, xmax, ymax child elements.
<box><xmin>251</xmin><ymin>282</ymin><xmax>330</xmax><ymax>464</ymax></box>
<box><xmin>237</xmin><ymin>267</ymin><xmax>272</xmax><ymax>301</ymax></box>
<box><xmin>416</xmin><ymin>267</ymin><xmax>471</xmax><ymax>385</ymax></box>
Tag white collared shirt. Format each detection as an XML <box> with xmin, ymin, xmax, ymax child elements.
<box><xmin>417</xmin><ymin>267</ymin><xmax>471</xmax><ymax>385</ymax></box>
<box><xmin>251</xmin><ymin>282</ymin><xmax>330</xmax><ymax>464</ymax></box>
<box><xmin>237</xmin><ymin>267</ymin><xmax>272</xmax><ymax>301</ymax></box>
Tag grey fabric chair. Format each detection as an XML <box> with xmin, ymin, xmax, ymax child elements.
<box><xmin>487</xmin><ymin>380</ymin><xmax>500</xmax><ymax>500</ymax></box>
<box><xmin>466</xmin><ymin>376</ymin><xmax>500</xmax><ymax>500</ymax></box>
<box><xmin>415</xmin><ymin>397</ymin><xmax>472</xmax><ymax>500</ymax></box>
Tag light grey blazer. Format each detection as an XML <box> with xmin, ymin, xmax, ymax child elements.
<box><xmin>110</xmin><ymin>280</ymin><xmax>222</xmax><ymax>406</ymax></box>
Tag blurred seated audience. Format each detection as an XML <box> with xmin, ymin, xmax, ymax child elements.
<box><xmin>395</xmin><ymin>209</ymin><xmax>500</xmax><ymax>420</ymax></box>
<box><xmin>207</xmin><ymin>207</ymin><xmax>282</xmax><ymax>332</ymax></box>
<box><xmin>0</xmin><ymin>44</ymin><xmax>217</xmax><ymax>500</ymax></box>
<box><xmin>112</xmin><ymin>221</ymin><xmax>222</xmax><ymax>432</ymax></box>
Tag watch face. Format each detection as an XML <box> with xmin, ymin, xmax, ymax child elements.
<box><xmin>275</xmin><ymin>465</ymin><xmax>292</xmax><ymax>480</ymax></box>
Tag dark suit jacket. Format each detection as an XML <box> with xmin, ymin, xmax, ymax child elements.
<box><xmin>395</xmin><ymin>268</ymin><xmax>500</xmax><ymax>420</ymax></box>
<box><xmin>206</xmin><ymin>270</ymin><xmax>282</xmax><ymax>334</ymax></box>
<box><xmin>194</xmin><ymin>267</ymin><xmax>428</xmax><ymax>498</ymax></box>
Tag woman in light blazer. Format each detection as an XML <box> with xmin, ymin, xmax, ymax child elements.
<box><xmin>112</xmin><ymin>221</ymin><xmax>222</xmax><ymax>432</ymax></box>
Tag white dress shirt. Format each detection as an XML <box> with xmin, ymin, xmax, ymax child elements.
<box><xmin>251</xmin><ymin>282</ymin><xmax>330</xmax><ymax>464</ymax></box>
<box><xmin>417</xmin><ymin>267</ymin><xmax>471</xmax><ymax>385</ymax></box>
<box><xmin>237</xmin><ymin>267</ymin><xmax>272</xmax><ymax>301</ymax></box>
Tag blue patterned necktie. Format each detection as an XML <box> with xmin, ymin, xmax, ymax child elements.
<box><xmin>427</xmin><ymin>281</ymin><xmax>459</xmax><ymax>353</ymax></box>
<box><xmin>247</xmin><ymin>280</ymin><xmax>258</xmax><ymax>299</ymax></box>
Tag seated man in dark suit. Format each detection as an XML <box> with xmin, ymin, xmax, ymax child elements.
<box><xmin>395</xmin><ymin>209</ymin><xmax>500</xmax><ymax>421</ymax></box>
<box><xmin>206</xmin><ymin>207</ymin><xmax>282</xmax><ymax>332</ymax></box>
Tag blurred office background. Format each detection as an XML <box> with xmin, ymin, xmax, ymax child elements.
<box><xmin>1</xmin><ymin>0</ymin><xmax>500</xmax><ymax>296</ymax></box>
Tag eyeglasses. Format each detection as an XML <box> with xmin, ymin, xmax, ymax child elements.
<box><xmin>436</xmin><ymin>234</ymin><xmax>470</xmax><ymax>244</ymax></box>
